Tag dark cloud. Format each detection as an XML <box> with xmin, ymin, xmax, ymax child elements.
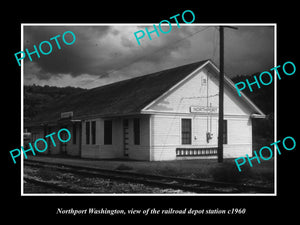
<box><xmin>121</xmin><ymin>35</ymin><xmax>135</xmax><ymax>48</ymax></box>
<box><xmin>223</xmin><ymin>26</ymin><xmax>274</xmax><ymax>76</ymax></box>
<box><xmin>23</xmin><ymin>25</ymin><xmax>274</xmax><ymax>88</ymax></box>
<box><xmin>24</xmin><ymin>26</ymin><xmax>112</xmax><ymax>77</ymax></box>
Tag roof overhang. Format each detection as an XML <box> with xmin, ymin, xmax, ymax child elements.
<box><xmin>141</xmin><ymin>60</ymin><xmax>266</xmax><ymax>118</ymax></box>
<box><xmin>207</xmin><ymin>60</ymin><xmax>266</xmax><ymax>117</ymax></box>
<box><xmin>251</xmin><ymin>114</ymin><xmax>266</xmax><ymax>119</ymax></box>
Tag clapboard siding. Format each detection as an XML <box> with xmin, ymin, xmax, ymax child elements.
<box><xmin>30</xmin><ymin>125</ymin><xmax>80</xmax><ymax>156</ymax></box>
<box><xmin>150</xmin><ymin>115</ymin><xmax>252</xmax><ymax>160</ymax></box>
<box><xmin>224</xmin><ymin>144</ymin><xmax>252</xmax><ymax>158</ymax></box>
<box><xmin>81</xmin><ymin>118</ymin><xmax>122</xmax><ymax>159</ymax></box>
<box><xmin>126</xmin><ymin>116</ymin><xmax>150</xmax><ymax>160</ymax></box>
<box><xmin>30</xmin><ymin>127</ymin><xmax>51</xmax><ymax>155</ymax></box>
<box><xmin>81</xmin><ymin>116</ymin><xmax>150</xmax><ymax>160</ymax></box>
<box><xmin>144</xmin><ymin>67</ymin><xmax>255</xmax><ymax>160</ymax></box>
<box><xmin>193</xmin><ymin>117</ymin><xmax>218</xmax><ymax>146</ymax></box>
<box><xmin>227</xmin><ymin>118</ymin><xmax>252</xmax><ymax>144</ymax></box>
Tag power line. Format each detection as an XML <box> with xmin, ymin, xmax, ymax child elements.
<box><xmin>132</xmin><ymin>26</ymin><xmax>212</xmax><ymax>67</ymax></box>
<box><xmin>84</xmin><ymin>26</ymin><xmax>214</xmax><ymax>86</ymax></box>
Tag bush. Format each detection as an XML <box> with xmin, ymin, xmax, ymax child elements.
<box><xmin>210</xmin><ymin>162</ymin><xmax>253</xmax><ymax>183</ymax></box>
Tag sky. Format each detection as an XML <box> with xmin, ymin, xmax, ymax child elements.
<box><xmin>23</xmin><ymin>24</ymin><xmax>275</xmax><ymax>89</ymax></box>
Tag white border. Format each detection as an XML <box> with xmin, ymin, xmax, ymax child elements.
<box><xmin>21</xmin><ymin>23</ymin><xmax>277</xmax><ymax>196</ymax></box>
<box><xmin>21</xmin><ymin>25</ymin><xmax>24</xmax><ymax>194</ymax></box>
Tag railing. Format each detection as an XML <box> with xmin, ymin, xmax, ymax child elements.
<box><xmin>176</xmin><ymin>147</ymin><xmax>218</xmax><ymax>157</ymax></box>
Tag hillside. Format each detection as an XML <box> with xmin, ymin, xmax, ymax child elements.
<box><xmin>231</xmin><ymin>73</ymin><xmax>274</xmax><ymax>115</ymax></box>
<box><xmin>24</xmin><ymin>74</ymin><xmax>274</xmax><ymax>143</ymax></box>
<box><xmin>24</xmin><ymin>75</ymin><xmax>274</xmax><ymax>119</ymax></box>
<box><xmin>24</xmin><ymin>85</ymin><xmax>86</xmax><ymax>123</ymax></box>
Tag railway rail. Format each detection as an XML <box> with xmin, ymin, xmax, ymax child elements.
<box><xmin>24</xmin><ymin>176</ymin><xmax>84</xmax><ymax>193</ymax></box>
<box><xmin>24</xmin><ymin>159</ymin><xmax>273</xmax><ymax>194</ymax></box>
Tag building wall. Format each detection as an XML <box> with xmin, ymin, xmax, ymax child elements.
<box><xmin>30</xmin><ymin>124</ymin><xmax>81</xmax><ymax>156</ymax></box>
<box><xmin>81</xmin><ymin>118</ymin><xmax>119</xmax><ymax>159</ymax></box>
<box><xmin>150</xmin><ymin>114</ymin><xmax>252</xmax><ymax>161</ymax></box>
<box><xmin>150</xmin><ymin>114</ymin><xmax>218</xmax><ymax>161</ymax></box>
<box><xmin>146</xmin><ymin>68</ymin><xmax>254</xmax><ymax>161</ymax></box>
<box><xmin>67</xmin><ymin>123</ymin><xmax>81</xmax><ymax>156</ymax></box>
<box><xmin>224</xmin><ymin>117</ymin><xmax>252</xmax><ymax>158</ymax></box>
<box><xmin>47</xmin><ymin>126</ymin><xmax>61</xmax><ymax>155</ymax></box>
<box><xmin>50</xmin><ymin>124</ymin><xmax>81</xmax><ymax>156</ymax></box>
<box><xmin>81</xmin><ymin>115</ymin><xmax>150</xmax><ymax>160</ymax></box>
<box><xmin>127</xmin><ymin>116</ymin><xmax>150</xmax><ymax>160</ymax></box>
<box><xmin>30</xmin><ymin>127</ymin><xmax>48</xmax><ymax>155</ymax></box>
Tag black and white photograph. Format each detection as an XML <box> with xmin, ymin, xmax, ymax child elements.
<box><xmin>3</xmin><ymin>4</ymin><xmax>298</xmax><ymax>221</ymax></box>
<box><xmin>21</xmin><ymin>24</ymin><xmax>275</xmax><ymax>195</ymax></box>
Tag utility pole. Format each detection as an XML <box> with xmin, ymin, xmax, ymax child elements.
<box><xmin>218</xmin><ymin>26</ymin><xmax>238</xmax><ymax>163</ymax></box>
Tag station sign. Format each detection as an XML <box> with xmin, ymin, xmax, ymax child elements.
<box><xmin>190</xmin><ymin>106</ymin><xmax>218</xmax><ymax>113</ymax></box>
<box><xmin>60</xmin><ymin>111</ymin><xmax>73</xmax><ymax>119</ymax></box>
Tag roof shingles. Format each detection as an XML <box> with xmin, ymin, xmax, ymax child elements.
<box><xmin>28</xmin><ymin>60</ymin><xmax>209</xmax><ymax>125</ymax></box>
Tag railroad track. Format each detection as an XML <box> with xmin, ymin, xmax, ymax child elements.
<box><xmin>24</xmin><ymin>160</ymin><xmax>273</xmax><ymax>194</ymax></box>
<box><xmin>24</xmin><ymin>176</ymin><xmax>84</xmax><ymax>193</ymax></box>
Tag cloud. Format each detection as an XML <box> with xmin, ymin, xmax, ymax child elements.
<box><xmin>223</xmin><ymin>26</ymin><xmax>274</xmax><ymax>75</ymax></box>
<box><xmin>23</xmin><ymin>25</ymin><xmax>206</xmax><ymax>82</ymax></box>
<box><xmin>24</xmin><ymin>26</ymin><xmax>113</xmax><ymax>77</ymax></box>
<box><xmin>23</xmin><ymin>25</ymin><xmax>275</xmax><ymax>88</ymax></box>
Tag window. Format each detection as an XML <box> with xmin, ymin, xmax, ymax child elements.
<box><xmin>133</xmin><ymin>118</ymin><xmax>140</xmax><ymax>145</ymax></box>
<box><xmin>91</xmin><ymin>121</ymin><xmax>96</xmax><ymax>145</ymax></box>
<box><xmin>72</xmin><ymin>124</ymin><xmax>77</xmax><ymax>144</ymax></box>
<box><xmin>104</xmin><ymin>120</ymin><xmax>112</xmax><ymax>145</ymax></box>
<box><xmin>182</xmin><ymin>119</ymin><xmax>192</xmax><ymax>145</ymax></box>
<box><xmin>223</xmin><ymin>120</ymin><xmax>228</xmax><ymax>144</ymax></box>
<box><xmin>86</xmin><ymin>121</ymin><xmax>90</xmax><ymax>144</ymax></box>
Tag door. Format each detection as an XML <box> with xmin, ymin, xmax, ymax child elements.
<box><xmin>123</xmin><ymin>119</ymin><xmax>129</xmax><ymax>156</ymax></box>
<box><xmin>59</xmin><ymin>126</ymin><xmax>68</xmax><ymax>154</ymax></box>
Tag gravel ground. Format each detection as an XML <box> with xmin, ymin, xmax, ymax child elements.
<box><xmin>23</xmin><ymin>166</ymin><xmax>192</xmax><ymax>194</ymax></box>
<box><xmin>26</xmin><ymin>156</ymin><xmax>274</xmax><ymax>187</ymax></box>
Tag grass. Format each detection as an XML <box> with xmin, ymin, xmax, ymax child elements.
<box><xmin>210</xmin><ymin>160</ymin><xmax>274</xmax><ymax>184</ymax></box>
<box><xmin>140</xmin><ymin>158</ymin><xmax>274</xmax><ymax>186</ymax></box>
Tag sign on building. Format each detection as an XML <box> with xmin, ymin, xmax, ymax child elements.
<box><xmin>190</xmin><ymin>106</ymin><xmax>218</xmax><ymax>113</ymax></box>
<box><xmin>60</xmin><ymin>111</ymin><xmax>73</xmax><ymax>119</ymax></box>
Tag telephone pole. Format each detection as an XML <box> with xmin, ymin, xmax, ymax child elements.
<box><xmin>218</xmin><ymin>26</ymin><xmax>238</xmax><ymax>163</ymax></box>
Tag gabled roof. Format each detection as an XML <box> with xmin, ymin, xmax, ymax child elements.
<box><xmin>27</xmin><ymin>59</ymin><xmax>265</xmax><ymax>126</ymax></box>
<box><xmin>209</xmin><ymin>60</ymin><xmax>266</xmax><ymax>117</ymax></box>
<box><xmin>28</xmin><ymin>60</ymin><xmax>208</xmax><ymax>125</ymax></box>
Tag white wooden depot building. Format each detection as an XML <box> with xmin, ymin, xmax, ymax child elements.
<box><xmin>27</xmin><ymin>59</ymin><xmax>265</xmax><ymax>161</ymax></box>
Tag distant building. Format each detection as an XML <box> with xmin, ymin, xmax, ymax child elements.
<box><xmin>26</xmin><ymin>60</ymin><xmax>265</xmax><ymax>161</ymax></box>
